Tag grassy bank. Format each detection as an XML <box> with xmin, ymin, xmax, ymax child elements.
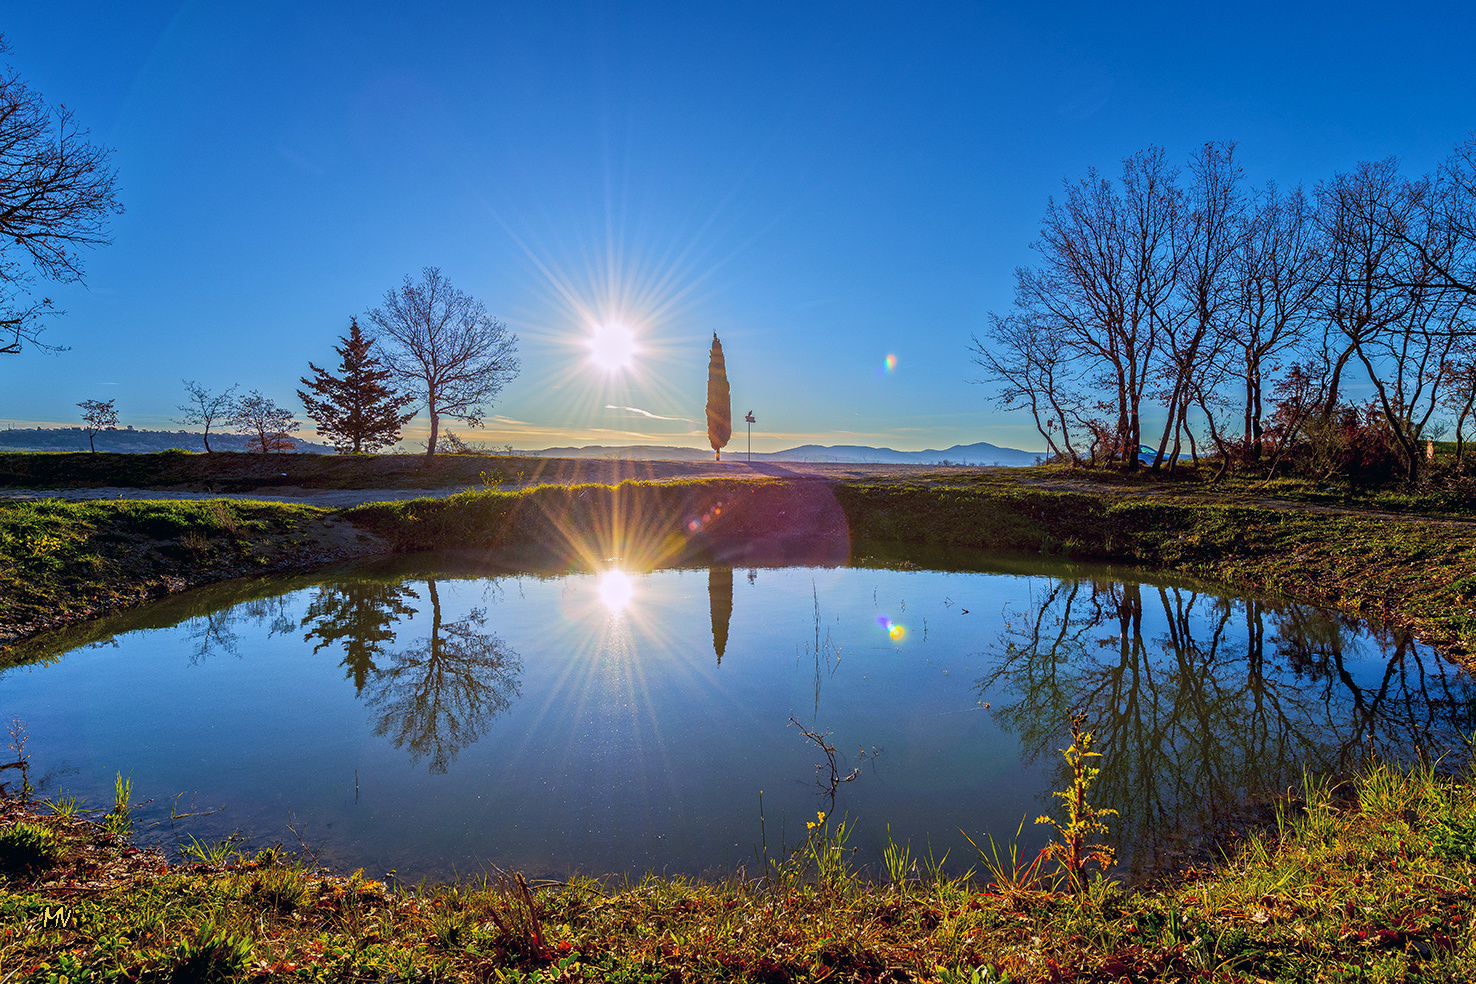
<box><xmin>833</xmin><ymin>478</ymin><xmax>1476</xmax><ymax>658</ymax></box>
<box><xmin>0</xmin><ymin>497</ymin><xmax>369</xmax><ymax>645</ymax></box>
<box><xmin>343</xmin><ymin>476</ymin><xmax>1476</xmax><ymax>660</ymax></box>
<box><xmin>6</xmin><ymin>472</ymin><xmax>1476</xmax><ymax>658</ymax></box>
<box><xmin>5</xmin><ymin>747</ymin><xmax>1476</xmax><ymax>982</ymax></box>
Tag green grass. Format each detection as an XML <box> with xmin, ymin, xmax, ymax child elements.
<box><xmin>5</xmin><ymin>753</ymin><xmax>1476</xmax><ymax>981</ymax></box>
<box><xmin>0</xmin><ymin>497</ymin><xmax>334</xmax><ymax>645</ymax></box>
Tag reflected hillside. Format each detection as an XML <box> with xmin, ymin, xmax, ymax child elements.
<box><xmin>978</xmin><ymin>578</ymin><xmax>1476</xmax><ymax>879</ymax></box>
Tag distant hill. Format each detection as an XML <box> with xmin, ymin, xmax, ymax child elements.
<box><xmin>529</xmin><ymin>441</ymin><xmax>1040</xmax><ymax>466</ymax></box>
<box><xmin>0</xmin><ymin>428</ymin><xmax>1038</xmax><ymax>464</ymax></box>
<box><xmin>0</xmin><ymin>426</ymin><xmax>333</xmax><ymax>454</ymax></box>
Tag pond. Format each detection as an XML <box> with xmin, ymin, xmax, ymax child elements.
<box><xmin>2</xmin><ymin>552</ymin><xmax>1472</xmax><ymax>885</ymax></box>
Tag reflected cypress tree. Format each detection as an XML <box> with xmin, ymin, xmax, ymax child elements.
<box><xmin>300</xmin><ymin>580</ymin><xmax>419</xmax><ymax>693</ymax></box>
<box><xmin>365</xmin><ymin>579</ymin><xmax>522</xmax><ymax>774</ymax></box>
<box><xmin>709</xmin><ymin>566</ymin><xmax>733</xmax><ymax>663</ymax></box>
<box><xmin>977</xmin><ymin>577</ymin><xmax>1476</xmax><ymax>880</ymax></box>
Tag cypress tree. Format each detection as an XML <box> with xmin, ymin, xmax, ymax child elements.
<box><xmin>706</xmin><ymin>333</ymin><xmax>732</xmax><ymax>460</ymax></box>
<box><xmin>298</xmin><ymin>317</ymin><xmax>416</xmax><ymax>454</ymax></box>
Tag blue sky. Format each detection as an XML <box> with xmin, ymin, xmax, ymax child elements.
<box><xmin>1</xmin><ymin>1</ymin><xmax>1473</xmax><ymax>452</ymax></box>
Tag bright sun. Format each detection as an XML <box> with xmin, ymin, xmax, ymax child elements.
<box><xmin>588</xmin><ymin>322</ymin><xmax>637</xmax><ymax>372</ymax></box>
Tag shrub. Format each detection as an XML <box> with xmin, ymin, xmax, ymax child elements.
<box><xmin>0</xmin><ymin>821</ymin><xmax>61</xmax><ymax>872</ymax></box>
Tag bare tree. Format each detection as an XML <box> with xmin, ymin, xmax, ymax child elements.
<box><xmin>1224</xmin><ymin>183</ymin><xmax>1324</xmax><ymax>460</ymax></box>
<box><xmin>994</xmin><ymin>148</ymin><xmax>1179</xmax><ymax>467</ymax></box>
<box><xmin>1376</xmin><ymin>133</ymin><xmax>1476</xmax><ymax>300</ymax></box>
<box><xmin>176</xmin><ymin>380</ymin><xmax>237</xmax><ymax>453</ymax></box>
<box><xmin>76</xmin><ymin>398</ymin><xmax>116</xmax><ymax>452</ymax></box>
<box><xmin>366</xmin><ymin>579</ymin><xmax>522</xmax><ymax>774</ymax></box>
<box><xmin>979</xmin><ymin>140</ymin><xmax>1476</xmax><ymax>483</ymax></box>
<box><xmin>1317</xmin><ymin>159</ymin><xmax>1472</xmax><ymax>481</ymax></box>
<box><xmin>228</xmin><ymin>390</ymin><xmax>300</xmax><ymax>453</ymax></box>
<box><xmin>971</xmin><ymin>310</ymin><xmax>1088</xmax><ymax>462</ymax></box>
<box><xmin>367</xmin><ymin>267</ymin><xmax>520</xmax><ymax>456</ymax></box>
<box><xmin>1151</xmin><ymin>142</ymin><xmax>1244</xmax><ymax>470</ymax></box>
<box><xmin>0</xmin><ymin>36</ymin><xmax>123</xmax><ymax>355</ymax></box>
<box><xmin>1439</xmin><ymin>348</ymin><xmax>1476</xmax><ymax>466</ymax></box>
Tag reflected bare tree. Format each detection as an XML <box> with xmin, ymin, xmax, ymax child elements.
<box><xmin>364</xmin><ymin>579</ymin><xmax>522</xmax><ymax>774</ymax></box>
<box><xmin>300</xmin><ymin>580</ymin><xmax>419</xmax><ymax>693</ymax></box>
<box><xmin>183</xmin><ymin>594</ymin><xmax>296</xmax><ymax>663</ymax></box>
<box><xmin>979</xmin><ymin>578</ymin><xmax>1476</xmax><ymax>879</ymax></box>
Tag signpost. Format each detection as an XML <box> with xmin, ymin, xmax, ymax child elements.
<box><xmin>744</xmin><ymin>411</ymin><xmax>755</xmax><ymax>463</ymax></box>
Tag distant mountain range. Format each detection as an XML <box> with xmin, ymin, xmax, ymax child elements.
<box><xmin>0</xmin><ymin>427</ymin><xmax>1040</xmax><ymax>465</ymax></box>
<box><xmin>0</xmin><ymin>426</ymin><xmax>333</xmax><ymax>454</ymax></box>
<box><xmin>528</xmin><ymin>441</ymin><xmax>1042</xmax><ymax>466</ymax></box>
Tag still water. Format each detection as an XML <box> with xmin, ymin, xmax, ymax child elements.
<box><xmin>3</xmin><ymin>554</ymin><xmax>1471</xmax><ymax>883</ymax></box>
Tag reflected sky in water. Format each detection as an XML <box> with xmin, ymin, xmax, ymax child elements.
<box><xmin>2</xmin><ymin>557</ymin><xmax>1470</xmax><ymax>884</ymax></box>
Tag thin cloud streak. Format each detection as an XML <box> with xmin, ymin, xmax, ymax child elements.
<box><xmin>605</xmin><ymin>405</ymin><xmax>691</xmax><ymax>422</ymax></box>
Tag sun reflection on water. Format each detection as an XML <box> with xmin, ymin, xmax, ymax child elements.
<box><xmin>599</xmin><ymin>569</ymin><xmax>635</xmax><ymax>614</ymax></box>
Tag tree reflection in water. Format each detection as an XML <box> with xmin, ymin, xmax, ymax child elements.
<box><xmin>363</xmin><ymin>579</ymin><xmax>522</xmax><ymax>774</ymax></box>
<box><xmin>300</xmin><ymin>579</ymin><xmax>419</xmax><ymax>693</ymax></box>
<box><xmin>978</xmin><ymin>578</ymin><xmax>1476</xmax><ymax>880</ymax></box>
<box><xmin>709</xmin><ymin>566</ymin><xmax>733</xmax><ymax>663</ymax></box>
<box><xmin>184</xmin><ymin>594</ymin><xmax>295</xmax><ymax>663</ymax></box>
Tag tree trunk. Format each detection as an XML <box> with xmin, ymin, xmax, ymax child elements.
<box><xmin>1457</xmin><ymin>397</ymin><xmax>1474</xmax><ymax>468</ymax></box>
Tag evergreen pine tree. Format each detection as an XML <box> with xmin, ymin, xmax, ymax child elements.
<box><xmin>298</xmin><ymin>318</ymin><xmax>416</xmax><ymax>453</ymax></box>
<box><xmin>706</xmin><ymin>332</ymin><xmax>732</xmax><ymax>460</ymax></box>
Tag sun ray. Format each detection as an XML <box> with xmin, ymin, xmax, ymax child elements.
<box><xmin>480</xmin><ymin>197</ymin><xmax>745</xmax><ymax>448</ymax></box>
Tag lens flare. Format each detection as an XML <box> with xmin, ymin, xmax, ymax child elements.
<box><xmin>599</xmin><ymin>569</ymin><xmax>635</xmax><ymax>613</ymax></box>
<box><xmin>876</xmin><ymin>614</ymin><xmax>906</xmax><ymax>641</ymax></box>
<box><xmin>875</xmin><ymin>353</ymin><xmax>898</xmax><ymax>377</ymax></box>
<box><xmin>686</xmin><ymin>502</ymin><xmax>723</xmax><ymax>533</ymax></box>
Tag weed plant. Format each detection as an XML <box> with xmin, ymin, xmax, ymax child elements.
<box><xmin>1033</xmin><ymin>715</ymin><xmax>1117</xmax><ymax>895</ymax></box>
<box><xmin>103</xmin><ymin>772</ymin><xmax>131</xmax><ymax>836</ymax></box>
